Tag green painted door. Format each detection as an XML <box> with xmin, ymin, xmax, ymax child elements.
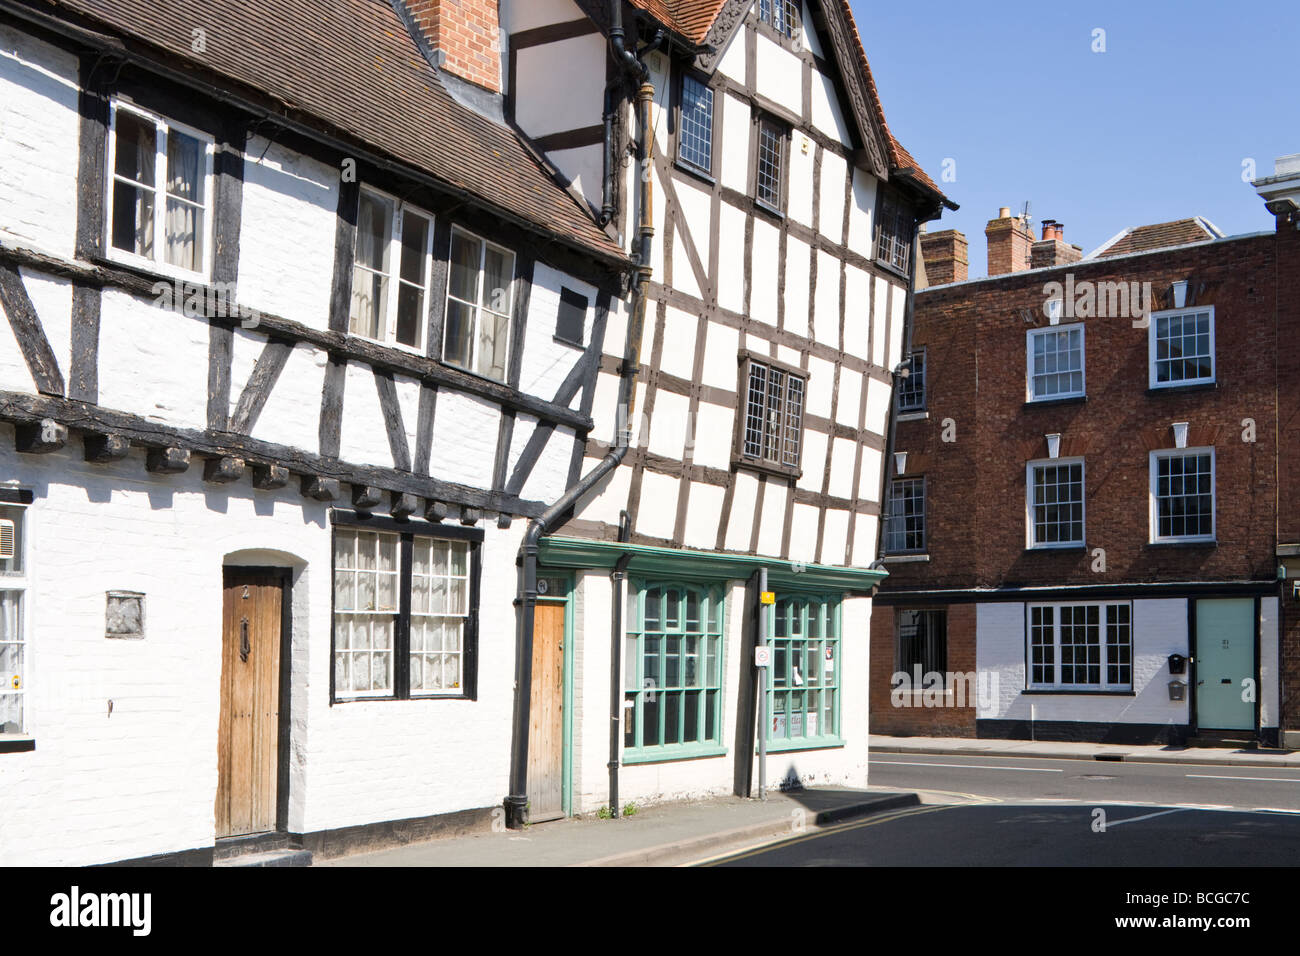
<box><xmin>1195</xmin><ymin>599</ymin><xmax>1255</xmax><ymax>731</ymax></box>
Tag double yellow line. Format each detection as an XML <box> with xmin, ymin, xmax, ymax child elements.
<box><xmin>692</xmin><ymin>803</ymin><xmax>961</xmax><ymax>866</ymax></box>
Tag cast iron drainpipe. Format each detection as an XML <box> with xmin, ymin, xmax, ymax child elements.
<box><xmin>504</xmin><ymin>4</ymin><xmax>655</xmax><ymax>829</ymax></box>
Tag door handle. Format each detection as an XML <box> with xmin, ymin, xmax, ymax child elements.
<box><xmin>240</xmin><ymin>618</ymin><xmax>251</xmax><ymax>662</ymax></box>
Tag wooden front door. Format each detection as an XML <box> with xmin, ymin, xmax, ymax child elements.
<box><xmin>217</xmin><ymin>569</ymin><xmax>284</xmax><ymax>838</ymax></box>
<box><xmin>527</xmin><ymin>602</ymin><xmax>565</xmax><ymax>822</ymax></box>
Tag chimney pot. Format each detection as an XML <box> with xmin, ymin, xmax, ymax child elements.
<box><xmin>998</xmin><ymin>206</ymin><xmax>1011</xmax><ymax>219</ymax></box>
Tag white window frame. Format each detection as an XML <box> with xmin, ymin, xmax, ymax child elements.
<box><xmin>348</xmin><ymin>185</ymin><xmax>435</xmax><ymax>354</ymax></box>
<box><xmin>0</xmin><ymin>501</ymin><xmax>29</xmax><ymax>736</ymax></box>
<box><xmin>104</xmin><ymin>99</ymin><xmax>215</xmax><ymax>281</ymax></box>
<box><xmin>1026</xmin><ymin>322</ymin><xmax>1085</xmax><ymax>401</ymax></box>
<box><xmin>1026</xmin><ymin>457</ymin><xmax>1086</xmax><ymax>549</ymax></box>
<box><xmin>1026</xmin><ymin>601</ymin><xmax>1133</xmax><ymax>692</ymax></box>
<box><xmin>1149</xmin><ymin>447</ymin><xmax>1216</xmax><ymax>544</ymax></box>
<box><xmin>442</xmin><ymin>225</ymin><xmax>516</xmax><ymax>381</ymax></box>
<box><xmin>1148</xmin><ymin>306</ymin><xmax>1215</xmax><ymax>389</ymax></box>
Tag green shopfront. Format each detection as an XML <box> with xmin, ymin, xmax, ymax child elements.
<box><xmin>534</xmin><ymin>536</ymin><xmax>886</xmax><ymax>816</ymax></box>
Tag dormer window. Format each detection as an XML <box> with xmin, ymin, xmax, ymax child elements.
<box><xmin>106</xmin><ymin>100</ymin><xmax>214</xmax><ymax>279</ymax></box>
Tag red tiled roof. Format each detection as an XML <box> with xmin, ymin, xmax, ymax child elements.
<box><xmin>44</xmin><ymin>0</ymin><xmax>625</xmax><ymax>262</ymax></box>
<box><xmin>1093</xmin><ymin>218</ymin><xmax>1223</xmax><ymax>258</ymax></box>
<box><xmin>628</xmin><ymin>0</ymin><xmax>729</xmax><ymax>42</ymax></box>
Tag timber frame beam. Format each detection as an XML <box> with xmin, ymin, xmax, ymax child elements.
<box><xmin>0</xmin><ymin>390</ymin><xmax>546</xmax><ymax>519</ymax></box>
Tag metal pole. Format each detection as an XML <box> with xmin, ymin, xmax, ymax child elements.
<box><xmin>758</xmin><ymin>567</ymin><xmax>768</xmax><ymax>801</ymax></box>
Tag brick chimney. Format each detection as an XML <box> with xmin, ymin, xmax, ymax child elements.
<box><xmin>1030</xmin><ymin>220</ymin><xmax>1084</xmax><ymax>270</ymax></box>
<box><xmin>402</xmin><ymin>0</ymin><xmax>502</xmax><ymax>93</ymax></box>
<box><xmin>985</xmin><ymin>207</ymin><xmax>1034</xmax><ymax>277</ymax></box>
<box><xmin>920</xmin><ymin>228</ymin><xmax>969</xmax><ymax>285</ymax></box>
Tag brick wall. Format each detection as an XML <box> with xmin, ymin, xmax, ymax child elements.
<box><xmin>885</xmin><ymin>233</ymin><xmax>1281</xmax><ymax>597</ymax></box>
<box><xmin>869</xmin><ymin>602</ymin><xmax>976</xmax><ymax>736</ymax></box>
<box><xmin>403</xmin><ymin>0</ymin><xmax>502</xmax><ymax>92</ymax></box>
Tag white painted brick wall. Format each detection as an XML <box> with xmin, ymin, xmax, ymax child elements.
<box><xmin>0</xmin><ymin>26</ymin><xmax>80</xmax><ymax>260</ymax></box>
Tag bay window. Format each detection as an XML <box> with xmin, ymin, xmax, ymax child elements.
<box><xmin>767</xmin><ymin>595</ymin><xmax>841</xmax><ymax>746</ymax></box>
<box><xmin>623</xmin><ymin>584</ymin><xmax>725</xmax><ymax>758</ymax></box>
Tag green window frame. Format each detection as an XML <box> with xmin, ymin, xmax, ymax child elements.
<box><xmin>623</xmin><ymin>582</ymin><xmax>726</xmax><ymax>762</ymax></box>
<box><xmin>765</xmin><ymin>595</ymin><xmax>842</xmax><ymax>750</ymax></box>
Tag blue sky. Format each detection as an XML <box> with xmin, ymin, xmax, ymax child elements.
<box><xmin>851</xmin><ymin>0</ymin><xmax>1300</xmax><ymax>275</ymax></box>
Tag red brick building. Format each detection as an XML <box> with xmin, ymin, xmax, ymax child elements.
<box><xmin>871</xmin><ymin>160</ymin><xmax>1300</xmax><ymax>746</ymax></box>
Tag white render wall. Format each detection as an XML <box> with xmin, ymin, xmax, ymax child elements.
<box><xmin>977</xmin><ymin>599</ymin><xmax>1191</xmax><ymax>727</ymax></box>
<box><xmin>0</xmin><ymin>432</ymin><xmax>523</xmax><ymax>865</ymax></box>
<box><xmin>0</xmin><ymin>25</ymin><xmax>80</xmax><ymax>260</ymax></box>
<box><xmin>570</xmin><ymin>574</ymin><xmax>870</xmax><ymax>812</ymax></box>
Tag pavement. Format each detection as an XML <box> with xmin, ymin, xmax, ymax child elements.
<box><xmin>316</xmin><ymin>788</ymin><xmax>919</xmax><ymax>867</ymax></box>
<box><xmin>869</xmin><ymin>734</ymin><xmax>1300</xmax><ymax>768</ymax></box>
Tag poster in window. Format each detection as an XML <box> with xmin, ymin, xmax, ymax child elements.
<box><xmin>824</xmin><ymin>646</ymin><xmax>834</xmax><ymax>677</ymax></box>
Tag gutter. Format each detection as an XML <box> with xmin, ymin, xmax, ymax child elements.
<box><xmin>504</xmin><ymin>0</ymin><xmax>655</xmax><ymax>829</ymax></box>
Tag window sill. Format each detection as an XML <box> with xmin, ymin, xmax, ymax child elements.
<box><xmin>754</xmin><ymin>199</ymin><xmax>786</xmax><ymax>222</ymax></box>
<box><xmin>552</xmin><ymin>334</ymin><xmax>584</xmax><ymax>351</ymax></box>
<box><xmin>875</xmin><ymin>259</ymin><xmax>909</xmax><ymax>281</ymax></box>
<box><xmin>733</xmin><ymin>458</ymin><xmax>801</xmax><ymax>482</ymax></box>
<box><xmin>100</xmin><ymin>248</ymin><xmax>211</xmax><ymax>286</ymax></box>
<box><xmin>673</xmin><ymin>160</ymin><xmax>716</xmax><ymax>188</ymax></box>
<box><xmin>1024</xmin><ymin>545</ymin><xmax>1087</xmax><ymax>553</ymax></box>
<box><xmin>345</xmin><ymin>332</ymin><xmax>427</xmax><ymax>359</ymax></box>
<box><xmin>895</xmin><ymin>410</ymin><xmax>929</xmax><ymax>422</ymax></box>
<box><xmin>0</xmin><ymin>734</ymin><xmax>35</xmax><ymax>754</ymax></box>
<box><xmin>1024</xmin><ymin>395</ymin><xmax>1087</xmax><ymax>408</ymax></box>
<box><xmin>330</xmin><ymin>693</ymin><xmax>473</xmax><ymax>704</ymax></box>
<box><xmin>882</xmin><ymin>553</ymin><xmax>929</xmax><ymax>564</ymax></box>
<box><xmin>622</xmin><ymin>743</ymin><xmax>727</xmax><ymax>765</ymax></box>
<box><xmin>1145</xmin><ymin>539</ymin><xmax>1217</xmax><ymax>549</ymax></box>
<box><xmin>762</xmin><ymin>736</ymin><xmax>845</xmax><ymax>754</ymax></box>
<box><xmin>438</xmin><ymin>358</ymin><xmax>508</xmax><ymax>387</ymax></box>
<box><xmin>1147</xmin><ymin>381</ymin><xmax>1217</xmax><ymax>395</ymax></box>
<box><xmin>1022</xmin><ymin>689</ymin><xmax>1135</xmax><ymax>697</ymax></box>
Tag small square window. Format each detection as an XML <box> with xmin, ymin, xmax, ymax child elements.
<box><xmin>106</xmin><ymin>591</ymin><xmax>146</xmax><ymax>639</ymax></box>
<box><xmin>555</xmin><ymin>287</ymin><xmax>588</xmax><ymax>347</ymax></box>
<box><xmin>736</xmin><ymin>356</ymin><xmax>805</xmax><ymax>474</ymax></box>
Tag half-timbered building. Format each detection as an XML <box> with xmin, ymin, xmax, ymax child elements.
<box><xmin>0</xmin><ymin>0</ymin><xmax>949</xmax><ymax>864</ymax></box>
<box><xmin>506</xmin><ymin>0</ymin><xmax>951</xmax><ymax>819</ymax></box>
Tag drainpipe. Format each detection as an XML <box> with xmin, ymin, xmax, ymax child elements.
<box><xmin>505</xmin><ymin>0</ymin><xmax>656</xmax><ymax>830</ymax></box>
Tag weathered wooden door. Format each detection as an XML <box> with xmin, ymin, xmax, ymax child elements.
<box><xmin>527</xmin><ymin>602</ymin><xmax>565</xmax><ymax>822</ymax></box>
<box><xmin>217</xmin><ymin>570</ymin><xmax>284</xmax><ymax>838</ymax></box>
